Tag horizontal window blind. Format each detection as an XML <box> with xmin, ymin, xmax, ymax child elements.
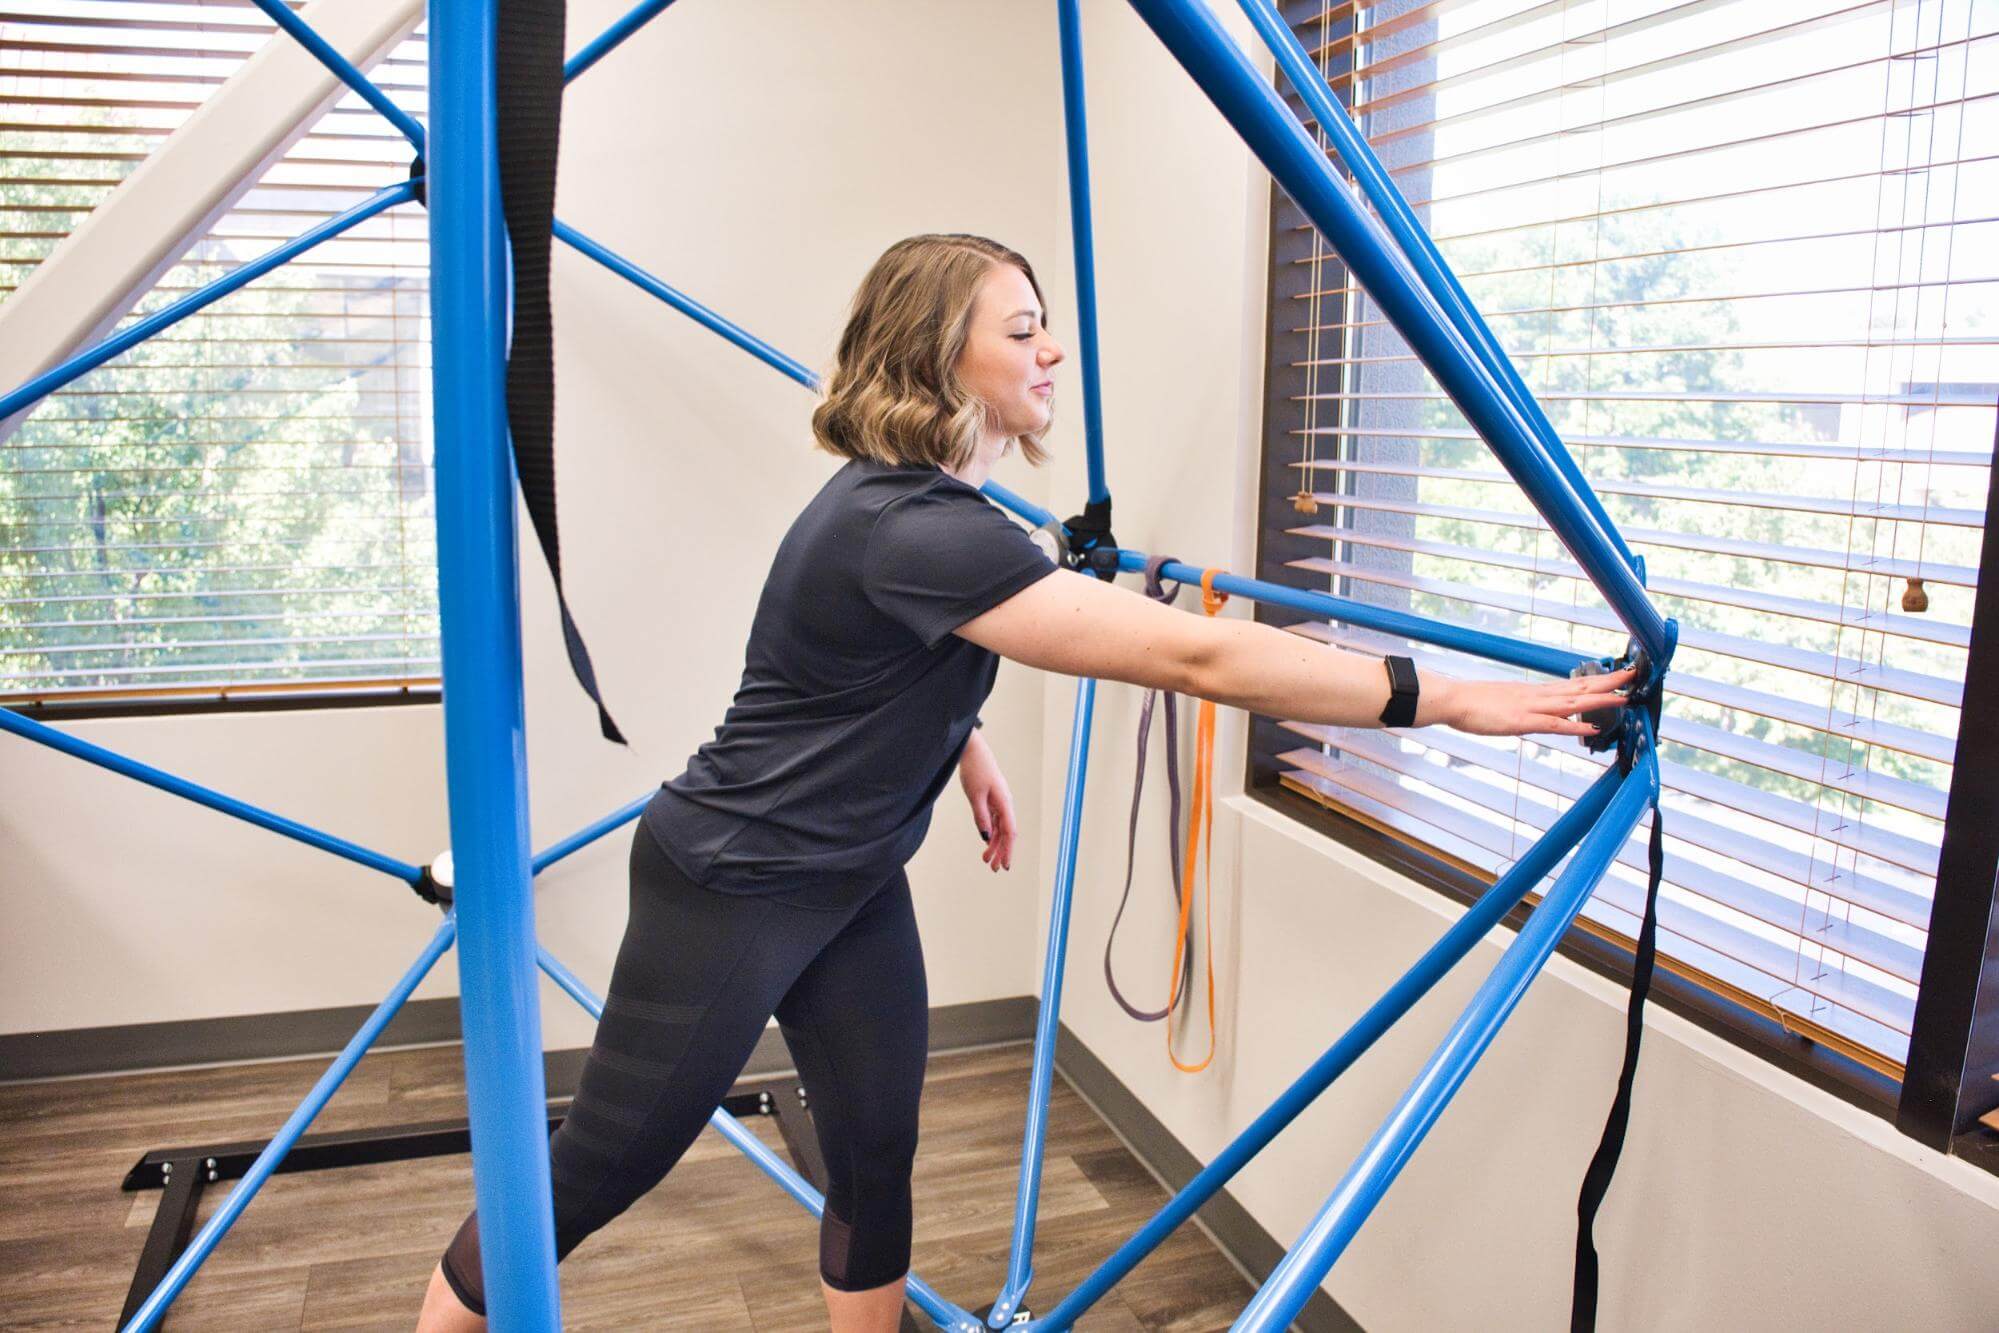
<box><xmin>0</xmin><ymin>0</ymin><xmax>437</xmax><ymax>705</ymax></box>
<box><xmin>1260</xmin><ymin>0</ymin><xmax>1998</xmax><ymax>1071</ymax></box>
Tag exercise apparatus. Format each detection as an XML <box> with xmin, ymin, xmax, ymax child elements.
<box><xmin>0</xmin><ymin>2</ymin><xmax>1676</xmax><ymax>1329</ymax></box>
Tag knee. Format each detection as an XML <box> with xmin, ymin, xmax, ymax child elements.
<box><xmin>818</xmin><ymin>1205</ymin><xmax>912</xmax><ymax>1292</ymax></box>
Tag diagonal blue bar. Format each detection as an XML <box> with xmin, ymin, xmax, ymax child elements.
<box><xmin>0</xmin><ymin>180</ymin><xmax>416</xmax><ymax>425</ymax></box>
<box><xmin>553</xmin><ymin>219</ymin><xmax>820</xmax><ymax>389</ymax></box>
<box><xmin>1122</xmin><ymin>0</ymin><xmax>1667</xmax><ymax>666</ymax></box>
<box><xmin>1234</xmin><ymin>0</ymin><xmax>1637</xmax><ymax>574</ymax></box>
<box><xmin>533</xmin><ymin>948</ymin><xmax>983</xmax><ymax>1332</ymax></box>
<box><xmin>531</xmin><ymin>793</ymin><xmax>649</xmax><ymax>874</ymax></box>
<box><xmin>990</xmin><ymin>676</ymin><xmax>1097</xmax><ymax>1327</ymax></box>
<box><xmin>1025</xmin><ymin>761</ymin><xmax>1627</xmax><ymax>1331</ymax></box>
<box><xmin>120</xmin><ymin>915</ymin><xmax>457</xmax><ymax>1332</ymax></box>
<box><xmin>564</xmin><ymin>0</ymin><xmax>682</xmax><ymax>83</ymax></box>
<box><xmin>247</xmin><ymin>0</ymin><xmax>427</xmax><ymax>152</ymax></box>
<box><xmin>0</xmin><ymin>707</ymin><xmax>423</xmax><ymax>884</ymax></box>
<box><xmin>548</xmin><ymin>219</ymin><xmax>1060</xmax><ymax>539</ymax></box>
<box><xmin>983</xmin><ymin>479</ymin><xmax>1064</xmax><ymax>533</ymax></box>
<box><xmin>429</xmin><ymin>1</ymin><xmax>560</xmax><ymax>1324</ymax></box>
<box><xmin>1232</xmin><ymin>750</ymin><xmax>1660</xmax><ymax>1332</ymax></box>
<box><xmin>1118</xmin><ymin>549</ymin><xmax>1589</xmax><ymax>677</ymax></box>
<box><xmin>1056</xmin><ymin>0</ymin><xmax>1110</xmax><ymax>508</ymax></box>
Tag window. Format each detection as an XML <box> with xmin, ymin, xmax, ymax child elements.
<box><xmin>1</xmin><ymin>1</ymin><xmax>437</xmax><ymax>711</ymax></box>
<box><xmin>1252</xmin><ymin>0</ymin><xmax>1997</xmax><ymax>1082</ymax></box>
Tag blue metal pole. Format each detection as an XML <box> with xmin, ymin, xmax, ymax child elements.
<box><xmin>1025</xmin><ymin>762</ymin><xmax>1627</xmax><ymax>1331</ymax></box>
<box><xmin>564</xmin><ymin>0</ymin><xmax>682</xmax><ymax>83</ymax></box>
<box><xmin>0</xmin><ymin>181</ymin><xmax>415</xmax><ymax>425</ymax></box>
<box><xmin>1121</xmin><ymin>0</ymin><xmax>1666</xmax><ymax>665</ymax></box>
<box><xmin>553</xmin><ymin>219</ymin><xmax>820</xmax><ymax>388</ymax></box>
<box><xmin>429</xmin><ymin>1</ymin><xmax>560</xmax><ymax>1325</ymax></box>
<box><xmin>1117</xmin><ymin>549</ymin><xmax>1588</xmax><ymax>677</ymax></box>
<box><xmin>120</xmin><ymin>915</ymin><xmax>457</xmax><ymax>1333</ymax></box>
<box><xmin>990</xmin><ymin>676</ymin><xmax>1098</xmax><ymax>1327</ymax></box>
<box><xmin>1056</xmin><ymin>0</ymin><xmax>1109</xmax><ymax>507</ymax></box>
<box><xmin>531</xmin><ymin>793</ymin><xmax>650</xmax><ymax>874</ymax></box>
<box><xmin>1233</xmin><ymin>0</ymin><xmax>1636</xmax><ymax>574</ymax></box>
<box><xmin>982</xmin><ymin>479</ymin><xmax>1064</xmax><ymax>532</ymax></box>
<box><xmin>1232</xmin><ymin>753</ymin><xmax>1659</xmax><ymax>1332</ymax></box>
<box><xmin>0</xmin><ymin>708</ymin><xmax>424</xmax><ymax>884</ymax></box>
<box><xmin>533</xmin><ymin>949</ymin><xmax>983</xmax><ymax>1332</ymax></box>
<box><xmin>247</xmin><ymin>0</ymin><xmax>427</xmax><ymax>152</ymax></box>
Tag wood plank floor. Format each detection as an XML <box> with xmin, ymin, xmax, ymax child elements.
<box><xmin>0</xmin><ymin>1042</ymin><xmax>1255</xmax><ymax>1330</ymax></box>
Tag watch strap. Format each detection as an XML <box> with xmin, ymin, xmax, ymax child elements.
<box><xmin>1379</xmin><ymin>655</ymin><xmax>1419</xmax><ymax>728</ymax></box>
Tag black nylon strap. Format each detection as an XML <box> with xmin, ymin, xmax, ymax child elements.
<box><xmin>497</xmin><ymin>0</ymin><xmax>624</xmax><ymax>743</ymax></box>
<box><xmin>1571</xmin><ymin>801</ymin><xmax>1664</xmax><ymax>1332</ymax></box>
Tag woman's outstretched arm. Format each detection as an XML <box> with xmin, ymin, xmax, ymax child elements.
<box><xmin>955</xmin><ymin>568</ymin><xmax>1633</xmax><ymax>740</ymax></box>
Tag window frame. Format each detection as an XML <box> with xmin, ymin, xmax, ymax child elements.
<box><xmin>1246</xmin><ymin>0</ymin><xmax>1999</xmax><ymax>1143</ymax></box>
<box><xmin>0</xmin><ymin>3</ymin><xmax>440</xmax><ymax>720</ymax></box>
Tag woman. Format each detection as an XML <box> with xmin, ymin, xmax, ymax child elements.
<box><xmin>417</xmin><ymin>234</ymin><xmax>1630</xmax><ymax>1332</ymax></box>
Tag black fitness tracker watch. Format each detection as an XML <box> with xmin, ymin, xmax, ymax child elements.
<box><xmin>1378</xmin><ymin>655</ymin><xmax>1419</xmax><ymax>728</ymax></box>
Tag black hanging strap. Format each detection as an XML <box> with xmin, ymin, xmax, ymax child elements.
<box><xmin>1571</xmin><ymin>801</ymin><xmax>1665</xmax><ymax>1331</ymax></box>
<box><xmin>496</xmin><ymin>0</ymin><xmax>624</xmax><ymax>743</ymax></box>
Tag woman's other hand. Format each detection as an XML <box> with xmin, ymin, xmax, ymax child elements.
<box><xmin>1425</xmin><ymin>666</ymin><xmax>1640</xmax><ymax>738</ymax></box>
<box><xmin>957</xmin><ymin>728</ymin><xmax>1016</xmax><ymax>872</ymax></box>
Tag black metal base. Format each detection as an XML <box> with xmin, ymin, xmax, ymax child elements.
<box><xmin>117</xmin><ymin>1076</ymin><xmax>826</xmax><ymax>1329</ymax></box>
<box><xmin>973</xmin><ymin>1299</ymin><xmax>1035</xmax><ymax>1326</ymax></box>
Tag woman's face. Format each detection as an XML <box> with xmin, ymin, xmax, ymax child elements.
<box><xmin>956</xmin><ymin>264</ymin><xmax>1065</xmax><ymax>449</ymax></box>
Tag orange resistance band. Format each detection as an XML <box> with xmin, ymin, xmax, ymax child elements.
<box><xmin>1168</xmin><ymin>569</ymin><xmax>1228</xmax><ymax>1074</ymax></box>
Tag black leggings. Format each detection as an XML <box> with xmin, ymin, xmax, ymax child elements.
<box><xmin>440</xmin><ymin>823</ymin><xmax>928</xmax><ymax>1314</ymax></box>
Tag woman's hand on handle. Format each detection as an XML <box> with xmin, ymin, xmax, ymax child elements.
<box><xmin>1422</xmin><ymin>666</ymin><xmax>1639</xmax><ymax>739</ymax></box>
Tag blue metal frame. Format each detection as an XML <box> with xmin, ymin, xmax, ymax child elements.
<box><xmin>0</xmin><ymin>181</ymin><xmax>415</xmax><ymax>426</ymax></box>
<box><xmin>1232</xmin><ymin>0</ymin><xmax>1637</xmax><ymax>576</ymax></box>
<box><xmin>247</xmin><ymin>0</ymin><xmax>427</xmax><ymax>152</ymax></box>
<box><xmin>1056</xmin><ymin>0</ymin><xmax>1109</xmax><ymax>508</ymax></box>
<box><xmin>532</xmin><ymin>792</ymin><xmax>650</xmax><ymax>874</ymax></box>
<box><xmin>120</xmin><ymin>916</ymin><xmax>458</xmax><ymax>1332</ymax></box>
<box><xmin>1122</xmin><ymin>0</ymin><xmax>1667</xmax><ymax>667</ymax></box>
<box><xmin>1021</xmin><ymin>761</ymin><xmax>1624</xmax><ymax>1329</ymax></box>
<box><xmin>0</xmin><ymin>0</ymin><xmax>1683</xmax><ymax>1325</ymax></box>
<box><xmin>0</xmin><ymin>708</ymin><xmax>424</xmax><ymax>884</ymax></box>
<box><xmin>427</xmin><ymin>0</ymin><xmax>562</xmax><ymax>1324</ymax></box>
<box><xmin>989</xmin><ymin>677</ymin><xmax>1099</xmax><ymax>1326</ymax></box>
<box><xmin>1120</xmin><ymin>550</ymin><xmax>1589</xmax><ymax>678</ymax></box>
<box><xmin>1234</xmin><ymin>742</ymin><xmax>1660</xmax><ymax>1331</ymax></box>
<box><xmin>565</xmin><ymin>0</ymin><xmax>683</xmax><ymax>83</ymax></box>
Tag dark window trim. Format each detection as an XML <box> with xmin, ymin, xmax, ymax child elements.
<box><xmin>4</xmin><ymin>683</ymin><xmax>440</xmax><ymax>723</ymax></box>
<box><xmin>1897</xmin><ymin>407</ymin><xmax>1999</xmax><ymax>1157</ymax></box>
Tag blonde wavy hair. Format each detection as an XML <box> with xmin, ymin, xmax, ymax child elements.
<box><xmin>812</xmin><ymin>234</ymin><xmax>1053</xmax><ymax>471</ymax></box>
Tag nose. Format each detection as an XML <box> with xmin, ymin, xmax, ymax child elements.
<box><xmin>1040</xmin><ymin>335</ymin><xmax>1066</xmax><ymax>368</ymax></box>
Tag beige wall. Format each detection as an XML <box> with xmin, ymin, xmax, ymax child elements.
<box><xmin>1034</xmin><ymin>4</ymin><xmax>1999</xmax><ymax>1331</ymax></box>
<box><xmin>0</xmin><ymin>0</ymin><xmax>1068</xmax><ymax>1049</ymax></box>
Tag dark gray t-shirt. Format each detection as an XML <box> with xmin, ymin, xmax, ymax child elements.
<box><xmin>643</xmin><ymin>458</ymin><xmax>1058</xmax><ymax>899</ymax></box>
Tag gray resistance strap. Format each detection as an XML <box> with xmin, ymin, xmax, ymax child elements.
<box><xmin>1103</xmin><ymin>555</ymin><xmax>1194</xmax><ymax>1022</ymax></box>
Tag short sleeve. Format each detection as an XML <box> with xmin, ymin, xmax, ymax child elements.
<box><xmin>862</xmin><ymin>484</ymin><xmax>1058</xmax><ymax>648</ymax></box>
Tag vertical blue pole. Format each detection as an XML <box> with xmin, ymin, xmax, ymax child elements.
<box><xmin>1056</xmin><ymin>0</ymin><xmax>1109</xmax><ymax>507</ymax></box>
<box><xmin>429</xmin><ymin>2</ymin><xmax>562</xmax><ymax>1328</ymax></box>
<box><xmin>991</xmin><ymin>677</ymin><xmax>1098</xmax><ymax>1327</ymax></box>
